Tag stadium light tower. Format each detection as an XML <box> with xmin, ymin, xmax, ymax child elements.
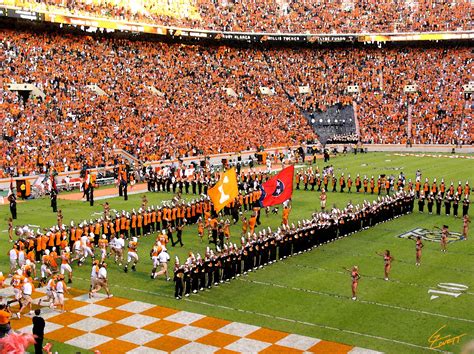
<box><xmin>346</xmin><ymin>85</ymin><xmax>360</xmax><ymax>138</ymax></box>
<box><xmin>403</xmin><ymin>84</ymin><xmax>418</xmax><ymax>145</ymax></box>
<box><xmin>460</xmin><ymin>83</ymin><xmax>474</xmax><ymax>146</ymax></box>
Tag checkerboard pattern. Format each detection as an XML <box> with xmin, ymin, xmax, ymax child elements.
<box><xmin>9</xmin><ymin>288</ymin><xmax>381</xmax><ymax>354</ymax></box>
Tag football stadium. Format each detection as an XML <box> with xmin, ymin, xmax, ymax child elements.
<box><xmin>0</xmin><ymin>1</ymin><xmax>473</xmax><ymax>353</ymax></box>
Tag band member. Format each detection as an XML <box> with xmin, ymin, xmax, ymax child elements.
<box><xmin>339</xmin><ymin>173</ymin><xmax>345</xmax><ymax>192</ymax></box>
<box><xmin>377</xmin><ymin>250</ymin><xmax>393</xmax><ymax>280</ymax></box>
<box><xmin>174</xmin><ymin>257</ymin><xmax>185</xmax><ymax>300</ymax></box>
<box><xmin>453</xmin><ymin>195</ymin><xmax>459</xmax><ymax>217</ymax></box>
<box><xmin>415</xmin><ymin>236</ymin><xmax>423</xmax><ymax>266</ymax></box>
<box><xmin>462</xmin><ymin>215</ymin><xmax>470</xmax><ymax>240</ymax></box>
<box><xmin>427</xmin><ymin>193</ymin><xmax>434</xmax><ymax>214</ymax></box>
<box><xmin>295</xmin><ymin>172</ymin><xmax>301</xmax><ymax>190</ymax></box>
<box><xmin>435</xmin><ymin>192</ymin><xmax>442</xmax><ymax>215</ymax></box>
<box><xmin>462</xmin><ymin>197</ymin><xmax>470</xmax><ymax>217</ymax></box>
<box><xmin>418</xmin><ymin>192</ymin><xmax>425</xmax><ymax>213</ymax></box>
<box><xmin>344</xmin><ymin>266</ymin><xmax>360</xmax><ymax>300</ymax></box>
<box><xmin>444</xmin><ymin>193</ymin><xmax>452</xmax><ymax>215</ymax></box>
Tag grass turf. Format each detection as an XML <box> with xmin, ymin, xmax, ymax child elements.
<box><xmin>1</xmin><ymin>152</ymin><xmax>473</xmax><ymax>354</ymax></box>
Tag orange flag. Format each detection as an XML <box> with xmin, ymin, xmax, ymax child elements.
<box><xmin>208</xmin><ymin>168</ymin><xmax>239</xmax><ymax>213</ymax></box>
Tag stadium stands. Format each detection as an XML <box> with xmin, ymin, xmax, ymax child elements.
<box><xmin>0</xmin><ymin>29</ymin><xmax>315</xmax><ymax>177</ymax></box>
<box><xmin>5</xmin><ymin>0</ymin><xmax>473</xmax><ymax>33</ymax></box>
<box><xmin>1</xmin><ymin>29</ymin><xmax>472</xmax><ymax>177</ymax></box>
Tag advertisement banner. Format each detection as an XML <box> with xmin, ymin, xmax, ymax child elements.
<box><xmin>0</xmin><ymin>5</ymin><xmax>472</xmax><ymax>44</ymax></box>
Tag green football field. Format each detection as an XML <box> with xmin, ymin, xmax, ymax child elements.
<box><xmin>1</xmin><ymin>152</ymin><xmax>473</xmax><ymax>353</ymax></box>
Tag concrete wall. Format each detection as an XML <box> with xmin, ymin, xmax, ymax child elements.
<box><xmin>0</xmin><ymin>145</ymin><xmax>296</xmax><ymax>191</ymax></box>
<box><xmin>1</xmin><ymin>144</ymin><xmax>472</xmax><ymax>191</ymax></box>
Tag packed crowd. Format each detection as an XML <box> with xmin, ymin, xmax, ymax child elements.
<box><xmin>0</xmin><ymin>29</ymin><xmax>314</xmax><ymax>177</ymax></box>
<box><xmin>10</xmin><ymin>0</ymin><xmax>473</xmax><ymax>33</ymax></box>
<box><xmin>269</xmin><ymin>47</ymin><xmax>472</xmax><ymax>145</ymax></box>
<box><xmin>1</xmin><ymin>29</ymin><xmax>472</xmax><ymax>178</ymax></box>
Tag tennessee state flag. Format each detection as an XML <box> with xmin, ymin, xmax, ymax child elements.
<box><xmin>260</xmin><ymin>165</ymin><xmax>294</xmax><ymax>207</ymax></box>
<box><xmin>208</xmin><ymin>168</ymin><xmax>239</xmax><ymax>213</ymax></box>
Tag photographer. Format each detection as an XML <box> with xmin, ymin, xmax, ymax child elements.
<box><xmin>0</xmin><ymin>304</ymin><xmax>12</xmax><ymax>338</ymax></box>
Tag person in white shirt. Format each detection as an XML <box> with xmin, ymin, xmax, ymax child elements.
<box><xmin>40</xmin><ymin>251</ymin><xmax>52</xmax><ymax>287</ymax></box>
<box><xmin>72</xmin><ymin>239</ymin><xmax>83</xmax><ymax>262</ymax></box>
<box><xmin>17</xmin><ymin>249</ymin><xmax>26</xmax><ymax>268</ymax></box>
<box><xmin>114</xmin><ymin>234</ymin><xmax>125</xmax><ymax>266</ymax></box>
<box><xmin>17</xmin><ymin>279</ymin><xmax>33</xmax><ymax>318</ymax></box>
<box><xmin>38</xmin><ymin>275</ymin><xmax>57</xmax><ymax>309</ymax></box>
<box><xmin>108</xmin><ymin>234</ymin><xmax>117</xmax><ymax>260</ymax></box>
<box><xmin>89</xmin><ymin>260</ymin><xmax>99</xmax><ymax>293</ymax></box>
<box><xmin>60</xmin><ymin>248</ymin><xmax>73</xmax><ymax>284</ymax></box>
<box><xmin>79</xmin><ymin>233</ymin><xmax>95</xmax><ymax>265</ymax></box>
<box><xmin>156</xmin><ymin>249</ymin><xmax>171</xmax><ymax>281</ymax></box>
<box><xmin>266</xmin><ymin>157</ymin><xmax>272</xmax><ymax>173</ymax></box>
<box><xmin>90</xmin><ymin>263</ymin><xmax>112</xmax><ymax>298</ymax></box>
<box><xmin>8</xmin><ymin>246</ymin><xmax>18</xmax><ymax>275</ymax></box>
<box><xmin>54</xmin><ymin>275</ymin><xmax>68</xmax><ymax>312</ymax></box>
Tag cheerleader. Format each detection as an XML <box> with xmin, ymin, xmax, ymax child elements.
<box><xmin>440</xmin><ymin>225</ymin><xmax>449</xmax><ymax>252</ymax></box>
<box><xmin>376</xmin><ymin>250</ymin><xmax>393</xmax><ymax>280</ymax></box>
<box><xmin>344</xmin><ymin>266</ymin><xmax>360</xmax><ymax>300</ymax></box>
<box><xmin>463</xmin><ymin>215</ymin><xmax>470</xmax><ymax>240</ymax></box>
<box><xmin>415</xmin><ymin>236</ymin><xmax>423</xmax><ymax>266</ymax></box>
